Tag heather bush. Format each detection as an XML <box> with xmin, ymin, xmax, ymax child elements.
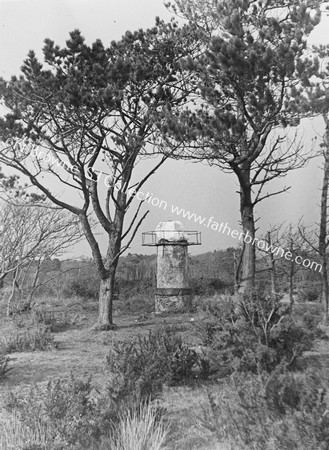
<box><xmin>194</xmin><ymin>289</ymin><xmax>314</xmax><ymax>374</ymax></box>
<box><xmin>197</xmin><ymin>369</ymin><xmax>329</xmax><ymax>450</ymax></box>
<box><xmin>106</xmin><ymin>327</ymin><xmax>198</xmax><ymax>402</ymax></box>
<box><xmin>3</xmin><ymin>375</ymin><xmax>169</xmax><ymax>450</ymax></box>
<box><xmin>265</xmin><ymin>369</ymin><xmax>327</xmax><ymax>417</ymax></box>
<box><xmin>4</xmin><ymin>375</ymin><xmax>103</xmax><ymax>449</ymax></box>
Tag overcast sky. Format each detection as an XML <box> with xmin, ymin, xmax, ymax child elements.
<box><xmin>0</xmin><ymin>0</ymin><xmax>328</xmax><ymax>257</ymax></box>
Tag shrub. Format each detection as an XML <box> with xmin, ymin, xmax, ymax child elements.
<box><xmin>194</xmin><ymin>289</ymin><xmax>314</xmax><ymax>374</ymax></box>
<box><xmin>2</xmin><ymin>328</ymin><xmax>56</xmax><ymax>353</ymax></box>
<box><xmin>297</xmin><ymin>285</ymin><xmax>321</xmax><ymax>303</ymax></box>
<box><xmin>190</xmin><ymin>278</ymin><xmax>229</xmax><ymax>296</ymax></box>
<box><xmin>0</xmin><ymin>346</ymin><xmax>11</xmax><ymax>381</ymax></box>
<box><xmin>299</xmin><ymin>313</ymin><xmax>327</xmax><ymax>340</ymax></box>
<box><xmin>8</xmin><ymin>302</ymin><xmax>32</xmax><ymax>317</ymax></box>
<box><xmin>106</xmin><ymin>327</ymin><xmax>198</xmax><ymax>402</ymax></box>
<box><xmin>3</xmin><ymin>375</ymin><xmax>169</xmax><ymax>450</ymax></box>
<box><xmin>301</xmin><ymin>313</ymin><xmax>321</xmax><ymax>330</ymax></box>
<box><xmin>114</xmin><ymin>279</ymin><xmax>155</xmax><ymax>315</ymax></box>
<box><xmin>4</xmin><ymin>375</ymin><xmax>103</xmax><ymax>449</ymax></box>
<box><xmin>197</xmin><ymin>369</ymin><xmax>329</xmax><ymax>450</ymax></box>
<box><xmin>265</xmin><ymin>369</ymin><xmax>326</xmax><ymax>416</ymax></box>
<box><xmin>33</xmin><ymin>309</ymin><xmax>72</xmax><ymax>333</ymax></box>
<box><xmin>116</xmin><ymin>278</ymin><xmax>154</xmax><ymax>299</ymax></box>
<box><xmin>62</xmin><ymin>277</ymin><xmax>100</xmax><ymax>300</ymax></box>
<box><xmin>197</xmin><ymin>294</ymin><xmax>234</xmax><ymax>318</ymax></box>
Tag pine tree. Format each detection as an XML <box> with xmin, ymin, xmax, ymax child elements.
<box><xmin>0</xmin><ymin>22</ymin><xmax>192</xmax><ymax>329</ymax></box>
<box><xmin>164</xmin><ymin>0</ymin><xmax>321</xmax><ymax>290</ymax></box>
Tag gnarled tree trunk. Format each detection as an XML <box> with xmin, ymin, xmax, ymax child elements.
<box><xmin>238</xmin><ymin>168</ymin><xmax>256</xmax><ymax>292</ymax></box>
<box><xmin>98</xmin><ymin>271</ymin><xmax>116</xmax><ymax>328</ymax></box>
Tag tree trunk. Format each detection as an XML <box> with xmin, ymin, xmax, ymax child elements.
<box><xmin>270</xmin><ymin>256</ymin><xmax>277</xmax><ymax>296</ymax></box>
<box><xmin>319</xmin><ymin>115</ymin><xmax>329</xmax><ymax>321</ymax></box>
<box><xmin>96</xmin><ymin>228</ymin><xmax>122</xmax><ymax>330</ymax></box>
<box><xmin>289</xmin><ymin>261</ymin><xmax>295</xmax><ymax>308</ymax></box>
<box><xmin>79</xmin><ymin>213</ymin><xmax>121</xmax><ymax>330</ymax></box>
<box><xmin>6</xmin><ymin>268</ymin><xmax>18</xmax><ymax>317</ymax></box>
<box><xmin>289</xmin><ymin>237</ymin><xmax>295</xmax><ymax>308</ymax></box>
<box><xmin>267</xmin><ymin>232</ymin><xmax>277</xmax><ymax>295</ymax></box>
<box><xmin>239</xmin><ymin>177</ymin><xmax>256</xmax><ymax>292</ymax></box>
<box><xmin>233</xmin><ymin>250</ymin><xmax>239</xmax><ymax>293</ymax></box>
<box><xmin>321</xmin><ymin>259</ymin><xmax>328</xmax><ymax>320</ymax></box>
<box><xmin>98</xmin><ymin>271</ymin><xmax>116</xmax><ymax>329</ymax></box>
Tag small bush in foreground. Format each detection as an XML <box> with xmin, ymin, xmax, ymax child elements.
<box><xmin>198</xmin><ymin>369</ymin><xmax>329</xmax><ymax>450</ymax></box>
<box><xmin>5</xmin><ymin>375</ymin><xmax>102</xmax><ymax>449</ymax></box>
<box><xmin>106</xmin><ymin>327</ymin><xmax>198</xmax><ymax>402</ymax></box>
<box><xmin>1</xmin><ymin>328</ymin><xmax>56</xmax><ymax>353</ymax></box>
<box><xmin>4</xmin><ymin>374</ymin><xmax>169</xmax><ymax>450</ymax></box>
<box><xmin>265</xmin><ymin>369</ymin><xmax>327</xmax><ymax>417</ymax></box>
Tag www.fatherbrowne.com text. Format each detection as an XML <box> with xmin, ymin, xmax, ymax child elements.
<box><xmin>29</xmin><ymin>147</ymin><xmax>322</xmax><ymax>273</ymax></box>
<box><xmin>127</xmin><ymin>188</ymin><xmax>322</xmax><ymax>273</ymax></box>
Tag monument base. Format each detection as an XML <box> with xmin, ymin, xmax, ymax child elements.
<box><xmin>155</xmin><ymin>288</ymin><xmax>192</xmax><ymax>314</ymax></box>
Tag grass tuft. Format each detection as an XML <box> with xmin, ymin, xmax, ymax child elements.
<box><xmin>110</xmin><ymin>401</ymin><xmax>169</xmax><ymax>450</ymax></box>
<box><xmin>0</xmin><ymin>412</ymin><xmax>48</xmax><ymax>450</ymax></box>
<box><xmin>1</xmin><ymin>328</ymin><xmax>56</xmax><ymax>353</ymax></box>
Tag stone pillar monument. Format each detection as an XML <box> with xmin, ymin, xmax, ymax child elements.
<box><xmin>142</xmin><ymin>221</ymin><xmax>201</xmax><ymax>314</ymax></box>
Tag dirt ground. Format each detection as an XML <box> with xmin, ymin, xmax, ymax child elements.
<box><xmin>0</xmin><ymin>294</ymin><xmax>202</xmax><ymax>389</ymax></box>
